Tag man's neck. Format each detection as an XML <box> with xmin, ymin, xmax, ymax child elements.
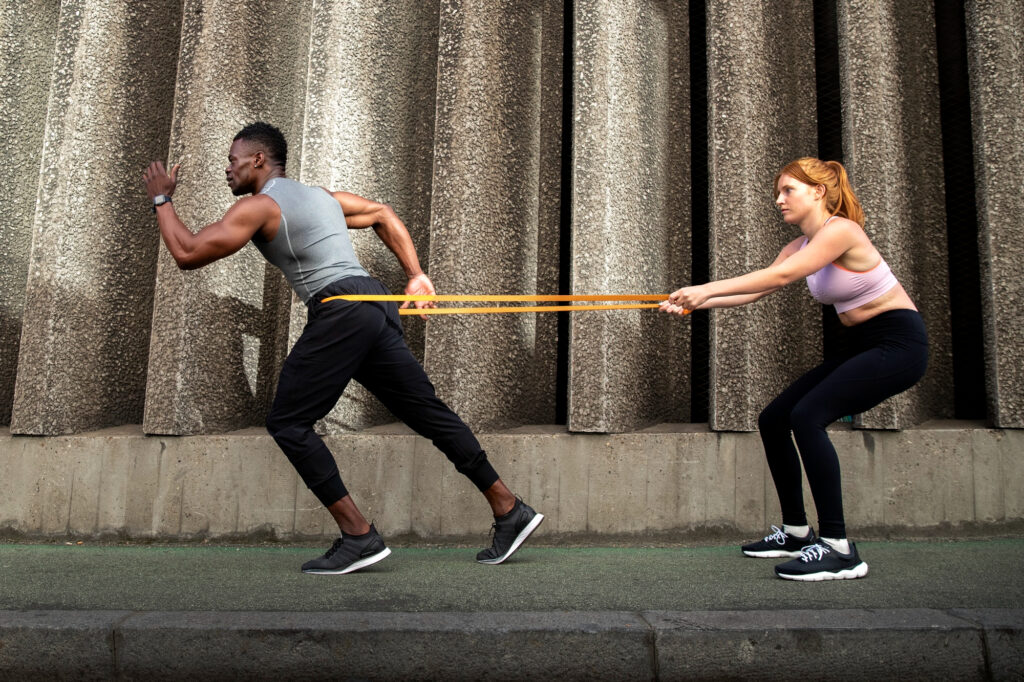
<box><xmin>252</xmin><ymin>168</ymin><xmax>287</xmax><ymax>195</ymax></box>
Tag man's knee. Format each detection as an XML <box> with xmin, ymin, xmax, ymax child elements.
<box><xmin>265</xmin><ymin>411</ymin><xmax>285</xmax><ymax>438</ymax></box>
<box><xmin>266</xmin><ymin>412</ymin><xmax>306</xmax><ymax>448</ymax></box>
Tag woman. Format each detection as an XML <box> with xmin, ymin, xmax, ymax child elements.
<box><xmin>661</xmin><ymin>158</ymin><xmax>928</xmax><ymax>581</ymax></box>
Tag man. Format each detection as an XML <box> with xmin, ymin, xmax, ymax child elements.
<box><xmin>143</xmin><ymin>122</ymin><xmax>542</xmax><ymax>574</ymax></box>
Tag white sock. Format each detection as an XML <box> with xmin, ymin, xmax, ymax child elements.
<box><xmin>821</xmin><ymin>537</ymin><xmax>850</xmax><ymax>554</ymax></box>
<box><xmin>783</xmin><ymin>524</ymin><xmax>810</xmax><ymax>538</ymax></box>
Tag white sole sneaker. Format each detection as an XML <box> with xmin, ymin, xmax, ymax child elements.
<box><xmin>477</xmin><ymin>513</ymin><xmax>544</xmax><ymax>565</ymax></box>
<box><xmin>743</xmin><ymin>549</ymin><xmax>804</xmax><ymax>558</ymax></box>
<box><xmin>303</xmin><ymin>547</ymin><xmax>392</xmax><ymax>575</ymax></box>
<box><xmin>776</xmin><ymin>561</ymin><xmax>869</xmax><ymax>582</ymax></box>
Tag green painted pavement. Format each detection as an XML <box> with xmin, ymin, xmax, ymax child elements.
<box><xmin>1</xmin><ymin>540</ymin><xmax>1021</xmax><ymax>613</ymax></box>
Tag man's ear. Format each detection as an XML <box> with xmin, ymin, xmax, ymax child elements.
<box><xmin>253</xmin><ymin>150</ymin><xmax>266</xmax><ymax>169</ymax></box>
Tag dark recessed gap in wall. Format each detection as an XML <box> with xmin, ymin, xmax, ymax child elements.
<box><xmin>555</xmin><ymin>0</ymin><xmax>574</xmax><ymax>425</ymax></box>
<box><xmin>813</xmin><ymin>0</ymin><xmax>848</xmax><ymax>363</ymax></box>
<box><xmin>688</xmin><ymin>0</ymin><xmax>710</xmax><ymax>423</ymax></box>
<box><xmin>934</xmin><ymin>0</ymin><xmax>986</xmax><ymax>419</ymax></box>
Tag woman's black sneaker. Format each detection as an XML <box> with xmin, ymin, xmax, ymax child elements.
<box><xmin>774</xmin><ymin>539</ymin><xmax>869</xmax><ymax>581</ymax></box>
<box><xmin>476</xmin><ymin>499</ymin><xmax>544</xmax><ymax>565</ymax></box>
<box><xmin>301</xmin><ymin>524</ymin><xmax>391</xmax><ymax>574</ymax></box>
<box><xmin>742</xmin><ymin>525</ymin><xmax>817</xmax><ymax>558</ymax></box>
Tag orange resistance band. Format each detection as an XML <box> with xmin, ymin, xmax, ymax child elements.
<box><xmin>319</xmin><ymin>293</ymin><xmax>691</xmax><ymax>316</ymax></box>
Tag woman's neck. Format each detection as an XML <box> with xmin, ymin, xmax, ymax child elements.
<box><xmin>799</xmin><ymin>207</ymin><xmax>833</xmax><ymax>238</ymax></box>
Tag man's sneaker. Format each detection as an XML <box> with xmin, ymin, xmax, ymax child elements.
<box><xmin>476</xmin><ymin>499</ymin><xmax>544</xmax><ymax>565</ymax></box>
<box><xmin>774</xmin><ymin>539</ymin><xmax>869</xmax><ymax>581</ymax></box>
<box><xmin>301</xmin><ymin>524</ymin><xmax>391</xmax><ymax>575</ymax></box>
<box><xmin>742</xmin><ymin>525</ymin><xmax>817</xmax><ymax>558</ymax></box>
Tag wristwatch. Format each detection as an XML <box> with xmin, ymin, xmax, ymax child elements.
<box><xmin>152</xmin><ymin>194</ymin><xmax>172</xmax><ymax>212</ymax></box>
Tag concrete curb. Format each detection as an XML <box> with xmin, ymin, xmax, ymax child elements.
<box><xmin>1</xmin><ymin>608</ymin><xmax>1021</xmax><ymax>680</ymax></box>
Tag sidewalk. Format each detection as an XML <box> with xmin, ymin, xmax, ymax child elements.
<box><xmin>2</xmin><ymin>539</ymin><xmax>1022</xmax><ymax>679</ymax></box>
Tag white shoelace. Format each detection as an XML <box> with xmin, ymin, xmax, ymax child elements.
<box><xmin>799</xmin><ymin>542</ymin><xmax>831</xmax><ymax>563</ymax></box>
<box><xmin>764</xmin><ymin>525</ymin><xmax>787</xmax><ymax>545</ymax></box>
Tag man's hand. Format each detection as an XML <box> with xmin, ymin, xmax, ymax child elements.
<box><xmin>403</xmin><ymin>273</ymin><xmax>437</xmax><ymax>320</ymax></box>
<box><xmin>142</xmin><ymin>161</ymin><xmax>180</xmax><ymax>201</ymax></box>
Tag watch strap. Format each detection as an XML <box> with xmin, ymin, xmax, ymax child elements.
<box><xmin>152</xmin><ymin>194</ymin><xmax>172</xmax><ymax>213</ymax></box>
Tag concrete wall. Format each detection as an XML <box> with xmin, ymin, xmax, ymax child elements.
<box><xmin>0</xmin><ymin>1</ymin><xmax>1019</xmax><ymax>441</ymax></box>
<box><xmin>142</xmin><ymin>0</ymin><xmax>310</xmax><ymax>434</ymax></box>
<box><xmin>966</xmin><ymin>0</ymin><xmax>1024</xmax><ymax>428</ymax></box>
<box><xmin>295</xmin><ymin>0</ymin><xmax>440</xmax><ymax>432</ymax></box>
<box><xmin>838</xmin><ymin>0</ymin><xmax>954</xmax><ymax>429</ymax></box>
<box><xmin>10</xmin><ymin>0</ymin><xmax>182</xmax><ymax>435</ymax></box>
<box><xmin>0</xmin><ymin>424</ymin><xmax>1019</xmax><ymax>541</ymax></box>
<box><xmin>569</xmin><ymin>0</ymin><xmax>690</xmax><ymax>432</ymax></box>
<box><xmin>0</xmin><ymin>0</ymin><xmax>60</xmax><ymax>426</ymax></box>
<box><xmin>422</xmin><ymin>0</ymin><xmax>563</xmax><ymax>431</ymax></box>
<box><xmin>706</xmin><ymin>2</ymin><xmax>822</xmax><ymax>431</ymax></box>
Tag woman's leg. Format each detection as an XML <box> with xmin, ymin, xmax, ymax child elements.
<box><xmin>789</xmin><ymin>338</ymin><xmax>928</xmax><ymax>539</ymax></box>
<box><xmin>758</xmin><ymin>360</ymin><xmax>842</xmax><ymax>527</ymax></box>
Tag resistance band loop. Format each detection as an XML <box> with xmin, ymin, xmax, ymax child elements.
<box><xmin>398</xmin><ymin>303</ymin><xmax>663</xmax><ymax>316</ymax></box>
<box><xmin>321</xmin><ymin>294</ymin><xmax>670</xmax><ymax>303</ymax></box>
<box><xmin>320</xmin><ymin>293</ymin><xmax>691</xmax><ymax>316</ymax></box>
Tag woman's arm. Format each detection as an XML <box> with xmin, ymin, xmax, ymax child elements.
<box><xmin>666</xmin><ymin>220</ymin><xmax>858</xmax><ymax>312</ymax></box>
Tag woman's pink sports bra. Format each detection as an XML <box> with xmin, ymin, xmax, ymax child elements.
<box><xmin>800</xmin><ymin>226</ymin><xmax>899</xmax><ymax>314</ymax></box>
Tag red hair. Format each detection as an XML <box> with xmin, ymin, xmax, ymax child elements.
<box><xmin>774</xmin><ymin>157</ymin><xmax>864</xmax><ymax>226</ymax></box>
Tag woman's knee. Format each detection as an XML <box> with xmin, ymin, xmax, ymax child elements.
<box><xmin>788</xmin><ymin>400</ymin><xmax>830</xmax><ymax>439</ymax></box>
<box><xmin>758</xmin><ymin>402</ymin><xmax>789</xmax><ymax>432</ymax></box>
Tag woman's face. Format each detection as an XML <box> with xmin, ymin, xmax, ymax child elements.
<box><xmin>775</xmin><ymin>173</ymin><xmax>823</xmax><ymax>225</ymax></box>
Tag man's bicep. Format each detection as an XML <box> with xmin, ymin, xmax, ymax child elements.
<box><xmin>188</xmin><ymin>201</ymin><xmax>264</xmax><ymax>266</ymax></box>
<box><xmin>331</xmin><ymin>190</ymin><xmax>383</xmax><ymax>228</ymax></box>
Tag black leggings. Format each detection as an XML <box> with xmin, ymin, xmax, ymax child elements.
<box><xmin>758</xmin><ymin>309</ymin><xmax>928</xmax><ymax>539</ymax></box>
<box><xmin>266</xmin><ymin>276</ymin><xmax>499</xmax><ymax>507</ymax></box>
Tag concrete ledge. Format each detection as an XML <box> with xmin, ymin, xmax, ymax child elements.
<box><xmin>0</xmin><ymin>422</ymin><xmax>1021</xmax><ymax>541</ymax></box>
<box><xmin>1</xmin><ymin>609</ymin><xmax>1020</xmax><ymax>680</ymax></box>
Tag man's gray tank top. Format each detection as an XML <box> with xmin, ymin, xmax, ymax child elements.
<box><xmin>253</xmin><ymin>177</ymin><xmax>369</xmax><ymax>302</ymax></box>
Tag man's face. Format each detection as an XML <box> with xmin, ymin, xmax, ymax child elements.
<box><xmin>225</xmin><ymin>139</ymin><xmax>259</xmax><ymax>196</ymax></box>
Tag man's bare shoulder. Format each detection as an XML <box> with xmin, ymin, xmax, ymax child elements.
<box><xmin>226</xmin><ymin>193</ymin><xmax>280</xmax><ymax>217</ymax></box>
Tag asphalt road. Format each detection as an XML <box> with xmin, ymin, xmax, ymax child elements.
<box><xmin>2</xmin><ymin>539</ymin><xmax>1021</xmax><ymax>613</ymax></box>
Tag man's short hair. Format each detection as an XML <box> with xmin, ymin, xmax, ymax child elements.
<box><xmin>234</xmin><ymin>122</ymin><xmax>288</xmax><ymax>171</ymax></box>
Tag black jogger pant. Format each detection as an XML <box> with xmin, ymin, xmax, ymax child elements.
<box><xmin>757</xmin><ymin>309</ymin><xmax>928</xmax><ymax>539</ymax></box>
<box><xmin>266</xmin><ymin>276</ymin><xmax>499</xmax><ymax>507</ymax></box>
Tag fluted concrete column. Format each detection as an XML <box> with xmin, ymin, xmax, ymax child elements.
<box><xmin>143</xmin><ymin>0</ymin><xmax>313</xmax><ymax>434</ymax></box>
<box><xmin>423</xmin><ymin>0</ymin><xmax>563</xmax><ymax>431</ymax></box>
<box><xmin>706</xmin><ymin>2</ymin><xmax>821</xmax><ymax>431</ymax></box>
<box><xmin>0</xmin><ymin>1</ymin><xmax>60</xmax><ymax>424</ymax></box>
<box><xmin>291</xmin><ymin>0</ymin><xmax>440</xmax><ymax>432</ymax></box>
<box><xmin>568</xmin><ymin>1</ymin><xmax>690</xmax><ymax>432</ymax></box>
<box><xmin>9</xmin><ymin>0</ymin><xmax>182</xmax><ymax>434</ymax></box>
<box><xmin>966</xmin><ymin>1</ymin><xmax>1024</xmax><ymax>428</ymax></box>
<box><xmin>838</xmin><ymin>0</ymin><xmax>953</xmax><ymax>429</ymax></box>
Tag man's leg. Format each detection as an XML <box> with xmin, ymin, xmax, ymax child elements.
<box><xmin>352</xmin><ymin>322</ymin><xmax>543</xmax><ymax>563</ymax></box>
<box><xmin>266</xmin><ymin>298</ymin><xmax>392</xmax><ymax>572</ymax></box>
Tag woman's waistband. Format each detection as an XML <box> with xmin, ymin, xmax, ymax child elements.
<box><xmin>848</xmin><ymin>308</ymin><xmax>927</xmax><ymax>347</ymax></box>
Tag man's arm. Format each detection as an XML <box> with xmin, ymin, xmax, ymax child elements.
<box><xmin>329</xmin><ymin>190</ymin><xmax>434</xmax><ymax>317</ymax></box>
<box><xmin>143</xmin><ymin>162</ymin><xmax>271</xmax><ymax>270</ymax></box>
<box><xmin>330</xmin><ymin>191</ymin><xmax>424</xmax><ymax>277</ymax></box>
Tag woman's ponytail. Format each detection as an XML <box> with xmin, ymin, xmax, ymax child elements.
<box><xmin>826</xmin><ymin>160</ymin><xmax>864</xmax><ymax>226</ymax></box>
